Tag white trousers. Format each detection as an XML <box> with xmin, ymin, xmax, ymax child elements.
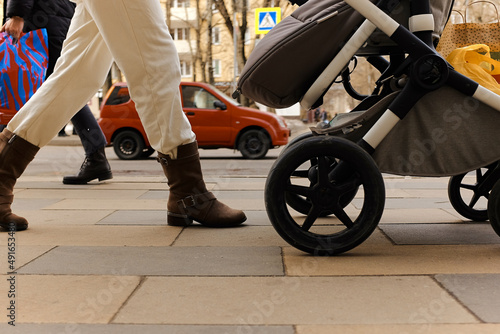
<box><xmin>7</xmin><ymin>0</ymin><xmax>195</xmax><ymax>157</ymax></box>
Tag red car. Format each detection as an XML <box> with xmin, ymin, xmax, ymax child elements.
<box><xmin>98</xmin><ymin>82</ymin><xmax>290</xmax><ymax>159</ymax></box>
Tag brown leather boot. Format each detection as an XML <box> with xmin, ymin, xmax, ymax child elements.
<box><xmin>0</xmin><ymin>129</ymin><xmax>40</xmax><ymax>231</ymax></box>
<box><xmin>157</xmin><ymin>141</ymin><xmax>246</xmax><ymax>227</ymax></box>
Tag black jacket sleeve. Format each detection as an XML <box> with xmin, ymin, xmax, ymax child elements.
<box><xmin>5</xmin><ymin>0</ymin><xmax>35</xmax><ymax>19</ymax></box>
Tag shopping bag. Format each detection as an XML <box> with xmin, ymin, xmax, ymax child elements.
<box><xmin>447</xmin><ymin>44</ymin><xmax>500</xmax><ymax>95</ymax></box>
<box><xmin>0</xmin><ymin>29</ymin><xmax>49</xmax><ymax>111</ymax></box>
<box><xmin>436</xmin><ymin>1</ymin><xmax>500</xmax><ymax>59</ymax></box>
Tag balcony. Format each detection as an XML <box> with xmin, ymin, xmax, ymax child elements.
<box><xmin>170</xmin><ymin>8</ymin><xmax>197</xmax><ymax>28</ymax></box>
<box><xmin>174</xmin><ymin>40</ymin><xmax>197</xmax><ymax>55</ymax></box>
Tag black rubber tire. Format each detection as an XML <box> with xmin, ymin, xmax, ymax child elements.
<box><xmin>448</xmin><ymin>166</ymin><xmax>495</xmax><ymax>221</ymax></box>
<box><xmin>488</xmin><ymin>179</ymin><xmax>500</xmax><ymax>237</ymax></box>
<box><xmin>113</xmin><ymin>130</ymin><xmax>145</xmax><ymax>160</ymax></box>
<box><xmin>238</xmin><ymin>129</ymin><xmax>270</xmax><ymax>159</ymax></box>
<box><xmin>279</xmin><ymin>132</ymin><xmax>314</xmax><ymax>157</ymax></box>
<box><xmin>265</xmin><ymin>136</ymin><xmax>385</xmax><ymax>255</ymax></box>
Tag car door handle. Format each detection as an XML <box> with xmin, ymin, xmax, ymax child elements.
<box><xmin>186</xmin><ymin>112</ymin><xmax>195</xmax><ymax>115</ymax></box>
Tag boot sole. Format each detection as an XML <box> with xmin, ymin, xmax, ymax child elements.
<box><xmin>167</xmin><ymin>212</ymin><xmax>247</xmax><ymax>227</ymax></box>
<box><xmin>0</xmin><ymin>222</ymin><xmax>28</xmax><ymax>231</ymax></box>
<box><xmin>63</xmin><ymin>172</ymin><xmax>113</xmax><ymax>185</ymax></box>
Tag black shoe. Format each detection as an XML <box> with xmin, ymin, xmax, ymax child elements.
<box><xmin>63</xmin><ymin>147</ymin><xmax>113</xmax><ymax>184</ymax></box>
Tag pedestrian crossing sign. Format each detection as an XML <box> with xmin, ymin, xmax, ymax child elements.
<box><xmin>255</xmin><ymin>8</ymin><xmax>281</xmax><ymax>35</ymax></box>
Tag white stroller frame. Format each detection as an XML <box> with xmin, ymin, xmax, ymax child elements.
<box><xmin>264</xmin><ymin>0</ymin><xmax>500</xmax><ymax>255</ymax></box>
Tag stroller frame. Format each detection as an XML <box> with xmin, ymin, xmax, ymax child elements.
<box><xmin>265</xmin><ymin>0</ymin><xmax>500</xmax><ymax>255</ymax></box>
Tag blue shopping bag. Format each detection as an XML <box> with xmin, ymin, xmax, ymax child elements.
<box><xmin>0</xmin><ymin>29</ymin><xmax>49</xmax><ymax>111</ymax></box>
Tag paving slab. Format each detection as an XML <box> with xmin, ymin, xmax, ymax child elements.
<box><xmin>384</xmin><ymin>178</ymin><xmax>449</xmax><ymax>189</ymax></box>
<box><xmin>435</xmin><ymin>274</ymin><xmax>500</xmax><ymax>323</ymax></box>
<box><xmin>380</xmin><ymin>208</ymin><xmax>462</xmax><ymax>224</ymax></box>
<box><xmin>97</xmin><ymin>210</ymin><xmax>167</xmax><ymax>226</ymax></box>
<box><xmin>18</xmin><ymin>246</ymin><xmax>284</xmax><ymax>276</ymax></box>
<box><xmin>379</xmin><ymin>223</ymin><xmax>500</xmax><ymax>244</ymax></box>
<box><xmin>174</xmin><ymin>226</ymin><xmax>288</xmax><ymax>247</ymax></box>
<box><xmin>241</xmin><ymin>210</ymin><xmax>272</xmax><ymax>226</ymax></box>
<box><xmin>284</xmin><ymin>244</ymin><xmax>500</xmax><ymax>276</ymax></box>
<box><xmin>137</xmin><ymin>190</ymin><xmax>168</xmax><ymax>199</ymax></box>
<box><xmin>0</xmin><ymin>324</ymin><xmax>294</xmax><ymax>334</ymax></box>
<box><xmin>11</xmin><ymin>198</ymin><xmax>61</xmax><ymax>211</ymax></box>
<box><xmin>370</xmin><ymin>198</ymin><xmax>453</xmax><ymax>210</ymax></box>
<box><xmin>14</xmin><ymin>188</ymin><xmax>148</xmax><ymax>199</ymax></box>
<box><xmin>0</xmin><ymin>275</ymin><xmax>140</xmax><ymax>323</ymax></box>
<box><xmin>43</xmin><ymin>198</ymin><xmax>166</xmax><ymax>211</ymax></box>
<box><xmin>206</xmin><ymin>177</ymin><xmax>267</xmax><ymax>191</ymax></box>
<box><xmin>17</xmin><ymin>209</ymin><xmax>113</xmax><ymax>226</ymax></box>
<box><xmin>296</xmin><ymin>324</ymin><xmax>500</xmax><ymax>334</ymax></box>
<box><xmin>113</xmin><ymin>276</ymin><xmax>476</xmax><ymax>325</ymax></box>
<box><xmin>0</xmin><ymin>245</ymin><xmax>54</xmax><ymax>272</ymax></box>
<box><xmin>0</xmin><ymin>226</ymin><xmax>179</xmax><ymax>247</ymax></box>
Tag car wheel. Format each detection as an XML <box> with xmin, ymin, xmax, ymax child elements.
<box><xmin>238</xmin><ymin>129</ymin><xmax>270</xmax><ymax>159</ymax></box>
<box><xmin>113</xmin><ymin>130</ymin><xmax>145</xmax><ymax>160</ymax></box>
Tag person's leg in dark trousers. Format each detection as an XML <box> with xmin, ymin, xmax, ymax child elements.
<box><xmin>62</xmin><ymin>104</ymin><xmax>112</xmax><ymax>184</ymax></box>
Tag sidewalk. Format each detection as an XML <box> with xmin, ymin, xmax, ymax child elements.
<box><xmin>1</xmin><ymin>130</ymin><xmax>500</xmax><ymax>333</ymax></box>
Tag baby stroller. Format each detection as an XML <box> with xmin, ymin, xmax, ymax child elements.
<box><xmin>236</xmin><ymin>0</ymin><xmax>500</xmax><ymax>255</ymax></box>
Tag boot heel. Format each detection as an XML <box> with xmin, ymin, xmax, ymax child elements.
<box><xmin>167</xmin><ymin>212</ymin><xmax>193</xmax><ymax>226</ymax></box>
<box><xmin>98</xmin><ymin>171</ymin><xmax>113</xmax><ymax>181</ymax></box>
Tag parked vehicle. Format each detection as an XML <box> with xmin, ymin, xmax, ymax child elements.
<box><xmin>98</xmin><ymin>82</ymin><xmax>290</xmax><ymax>160</ymax></box>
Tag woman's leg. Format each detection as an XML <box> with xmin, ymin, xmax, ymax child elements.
<box><xmin>63</xmin><ymin>104</ymin><xmax>112</xmax><ymax>185</ymax></box>
<box><xmin>71</xmin><ymin>105</ymin><xmax>107</xmax><ymax>155</ymax></box>
<box><xmin>83</xmin><ymin>0</ymin><xmax>196</xmax><ymax>157</ymax></box>
<box><xmin>82</xmin><ymin>0</ymin><xmax>245</xmax><ymax>227</ymax></box>
<box><xmin>1</xmin><ymin>3</ymin><xmax>113</xmax><ymax>230</ymax></box>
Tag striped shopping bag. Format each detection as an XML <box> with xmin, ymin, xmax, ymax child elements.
<box><xmin>0</xmin><ymin>29</ymin><xmax>48</xmax><ymax>111</ymax></box>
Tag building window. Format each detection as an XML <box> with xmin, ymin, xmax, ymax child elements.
<box><xmin>173</xmin><ymin>28</ymin><xmax>190</xmax><ymax>41</ymax></box>
<box><xmin>172</xmin><ymin>0</ymin><xmax>190</xmax><ymax>8</ymax></box>
<box><xmin>180</xmin><ymin>61</ymin><xmax>192</xmax><ymax>77</ymax></box>
<box><xmin>212</xmin><ymin>27</ymin><xmax>220</xmax><ymax>45</ymax></box>
<box><xmin>212</xmin><ymin>59</ymin><xmax>221</xmax><ymax>77</ymax></box>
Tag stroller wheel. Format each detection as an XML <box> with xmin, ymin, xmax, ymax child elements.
<box><xmin>488</xmin><ymin>179</ymin><xmax>500</xmax><ymax>237</ymax></box>
<box><xmin>265</xmin><ymin>136</ymin><xmax>385</xmax><ymax>255</ymax></box>
<box><xmin>448</xmin><ymin>163</ymin><xmax>498</xmax><ymax>222</ymax></box>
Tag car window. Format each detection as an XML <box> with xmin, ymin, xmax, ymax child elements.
<box><xmin>105</xmin><ymin>87</ymin><xmax>131</xmax><ymax>105</ymax></box>
<box><xmin>182</xmin><ymin>86</ymin><xmax>219</xmax><ymax>109</ymax></box>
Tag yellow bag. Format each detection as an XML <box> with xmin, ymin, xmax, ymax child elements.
<box><xmin>447</xmin><ymin>44</ymin><xmax>500</xmax><ymax>95</ymax></box>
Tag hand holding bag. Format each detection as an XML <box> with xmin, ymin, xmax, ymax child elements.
<box><xmin>0</xmin><ymin>29</ymin><xmax>49</xmax><ymax>111</ymax></box>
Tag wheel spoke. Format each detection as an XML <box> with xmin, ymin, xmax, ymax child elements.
<box><xmin>468</xmin><ymin>193</ymin><xmax>481</xmax><ymax>209</ymax></box>
<box><xmin>301</xmin><ymin>206</ymin><xmax>322</xmax><ymax>231</ymax></box>
<box><xmin>286</xmin><ymin>183</ymin><xmax>312</xmax><ymax>198</ymax></box>
<box><xmin>460</xmin><ymin>183</ymin><xmax>476</xmax><ymax>191</ymax></box>
<box><xmin>476</xmin><ymin>168</ymin><xmax>483</xmax><ymax>180</ymax></box>
<box><xmin>331</xmin><ymin>204</ymin><xmax>354</xmax><ymax>228</ymax></box>
<box><xmin>291</xmin><ymin>170</ymin><xmax>309</xmax><ymax>178</ymax></box>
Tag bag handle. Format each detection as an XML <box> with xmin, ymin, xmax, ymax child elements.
<box><xmin>450</xmin><ymin>10</ymin><xmax>465</xmax><ymax>23</ymax></box>
<box><xmin>465</xmin><ymin>1</ymin><xmax>499</xmax><ymax>25</ymax></box>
